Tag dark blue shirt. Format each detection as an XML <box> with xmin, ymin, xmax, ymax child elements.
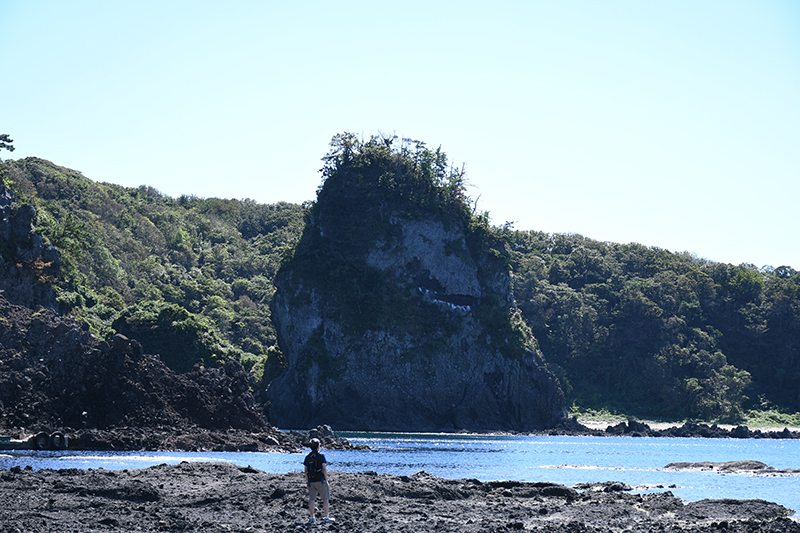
<box><xmin>304</xmin><ymin>451</ymin><xmax>327</xmax><ymax>482</ymax></box>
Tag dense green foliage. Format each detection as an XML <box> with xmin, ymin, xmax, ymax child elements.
<box><xmin>0</xmin><ymin>134</ymin><xmax>13</xmax><ymax>153</ymax></box>
<box><xmin>510</xmin><ymin>231</ymin><xmax>800</xmax><ymax>420</ymax></box>
<box><xmin>1</xmin><ymin>157</ymin><xmax>304</xmax><ymax>386</ymax></box>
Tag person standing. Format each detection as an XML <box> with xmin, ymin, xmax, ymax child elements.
<box><xmin>304</xmin><ymin>438</ymin><xmax>334</xmax><ymax>525</ymax></box>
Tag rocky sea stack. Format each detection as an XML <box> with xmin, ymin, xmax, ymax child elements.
<box><xmin>269</xmin><ymin>134</ymin><xmax>566</xmax><ymax>431</ymax></box>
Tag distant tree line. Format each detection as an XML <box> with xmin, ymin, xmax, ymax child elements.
<box><xmin>509</xmin><ymin>231</ymin><xmax>799</xmax><ymax>420</ymax></box>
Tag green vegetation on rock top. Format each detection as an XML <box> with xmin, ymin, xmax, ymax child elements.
<box><xmin>279</xmin><ymin>133</ymin><xmax>526</xmax><ymax>355</ymax></box>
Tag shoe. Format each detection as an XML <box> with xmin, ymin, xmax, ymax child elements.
<box><xmin>304</xmin><ymin>518</ymin><xmax>316</xmax><ymax>526</ymax></box>
<box><xmin>323</xmin><ymin>517</ymin><xmax>335</xmax><ymax>523</ymax></box>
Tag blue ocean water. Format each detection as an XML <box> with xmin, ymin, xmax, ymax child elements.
<box><xmin>2</xmin><ymin>433</ymin><xmax>798</xmax><ymax>513</ymax></box>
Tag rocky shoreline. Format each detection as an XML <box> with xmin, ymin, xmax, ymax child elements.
<box><xmin>0</xmin><ymin>424</ymin><xmax>365</xmax><ymax>453</ymax></box>
<box><xmin>0</xmin><ymin>461</ymin><xmax>797</xmax><ymax>533</ymax></box>
<box><xmin>8</xmin><ymin>413</ymin><xmax>800</xmax><ymax>452</ymax></box>
<box><xmin>3</xmin><ymin>417</ymin><xmax>798</xmax><ymax>455</ymax></box>
<box><xmin>548</xmin><ymin>417</ymin><xmax>800</xmax><ymax>440</ymax></box>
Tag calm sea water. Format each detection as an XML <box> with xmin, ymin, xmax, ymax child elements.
<box><xmin>2</xmin><ymin>433</ymin><xmax>798</xmax><ymax>514</ymax></box>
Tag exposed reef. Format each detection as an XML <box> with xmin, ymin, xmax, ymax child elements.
<box><xmin>0</xmin><ymin>462</ymin><xmax>797</xmax><ymax>532</ymax></box>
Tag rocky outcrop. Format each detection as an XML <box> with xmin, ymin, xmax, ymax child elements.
<box><xmin>0</xmin><ymin>186</ymin><xmax>287</xmax><ymax>447</ymax></box>
<box><xmin>548</xmin><ymin>418</ymin><xmax>800</xmax><ymax>439</ymax></box>
<box><xmin>268</xmin><ymin>136</ymin><xmax>567</xmax><ymax>431</ymax></box>
<box><xmin>0</xmin><ymin>186</ymin><xmax>60</xmax><ymax>308</ymax></box>
<box><xmin>284</xmin><ymin>424</ymin><xmax>369</xmax><ymax>450</ymax></box>
<box><xmin>1</xmin><ymin>463</ymin><xmax>797</xmax><ymax>533</ymax></box>
<box><xmin>663</xmin><ymin>461</ymin><xmax>800</xmax><ymax>475</ymax></box>
<box><xmin>0</xmin><ymin>293</ymin><xmax>270</xmax><ymax>432</ymax></box>
<box><xmin>270</xmin><ymin>209</ymin><xmax>566</xmax><ymax>431</ymax></box>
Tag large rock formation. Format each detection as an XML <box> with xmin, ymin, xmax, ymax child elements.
<box><xmin>268</xmin><ymin>135</ymin><xmax>565</xmax><ymax>431</ymax></box>
<box><xmin>0</xmin><ymin>186</ymin><xmax>60</xmax><ymax>308</ymax></box>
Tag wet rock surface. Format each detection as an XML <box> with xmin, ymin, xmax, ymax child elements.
<box><xmin>0</xmin><ymin>462</ymin><xmax>797</xmax><ymax>533</ymax></box>
<box><xmin>549</xmin><ymin>417</ymin><xmax>800</xmax><ymax>440</ymax></box>
<box><xmin>664</xmin><ymin>461</ymin><xmax>800</xmax><ymax>476</ymax></box>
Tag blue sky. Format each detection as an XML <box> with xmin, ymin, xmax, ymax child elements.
<box><xmin>2</xmin><ymin>1</ymin><xmax>799</xmax><ymax>269</ymax></box>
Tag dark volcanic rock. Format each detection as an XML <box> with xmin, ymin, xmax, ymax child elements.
<box><xmin>0</xmin><ymin>462</ymin><xmax>796</xmax><ymax>533</ymax></box>
<box><xmin>664</xmin><ymin>461</ymin><xmax>800</xmax><ymax>476</ymax></box>
<box><xmin>656</xmin><ymin>422</ymin><xmax>800</xmax><ymax>440</ymax></box>
<box><xmin>547</xmin><ymin>417</ymin><xmax>800</xmax><ymax>440</ymax></box>
<box><xmin>0</xmin><ymin>285</ymin><xmax>360</xmax><ymax>452</ymax></box>
<box><xmin>0</xmin><ymin>293</ymin><xmax>267</xmax><ymax>433</ymax></box>
<box><xmin>283</xmin><ymin>424</ymin><xmax>369</xmax><ymax>450</ymax></box>
<box><xmin>0</xmin><ymin>290</ymin><xmax>300</xmax><ymax>450</ymax></box>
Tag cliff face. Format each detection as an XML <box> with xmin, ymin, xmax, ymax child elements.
<box><xmin>0</xmin><ymin>186</ymin><xmax>60</xmax><ymax>308</ymax></box>
<box><xmin>268</xmin><ymin>135</ymin><xmax>565</xmax><ymax>431</ymax></box>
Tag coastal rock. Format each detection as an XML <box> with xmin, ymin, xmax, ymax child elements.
<box><xmin>268</xmin><ymin>139</ymin><xmax>566</xmax><ymax>432</ymax></box>
<box><xmin>284</xmin><ymin>424</ymin><xmax>369</xmax><ymax>450</ymax></box>
<box><xmin>0</xmin><ymin>462</ymin><xmax>796</xmax><ymax>533</ymax></box>
<box><xmin>270</xmin><ymin>211</ymin><xmax>566</xmax><ymax>432</ymax></box>
<box><xmin>664</xmin><ymin>461</ymin><xmax>800</xmax><ymax>476</ymax></box>
<box><xmin>0</xmin><ymin>291</ymin><xmax>278</xmax><ymax>444</ymax></box>
<box><xmin>547</xmin><ymin>418</ymin><xmax>800</xmax><ymax>440</ymax></box>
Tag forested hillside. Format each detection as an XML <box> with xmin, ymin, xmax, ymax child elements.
<box><xmin>2</xmin><ymin>157</ymin><xmax>304</xmax><ymax>388</ymax></box>
<box><xmin>510</xmin><ymin>231</ymin><xmax>800</xmax><ymax>420</ymax></box>
<box><xmin>2</xmin><ymin>151</ymin><xmax>798</xmax><ymax>424</ymax></box>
